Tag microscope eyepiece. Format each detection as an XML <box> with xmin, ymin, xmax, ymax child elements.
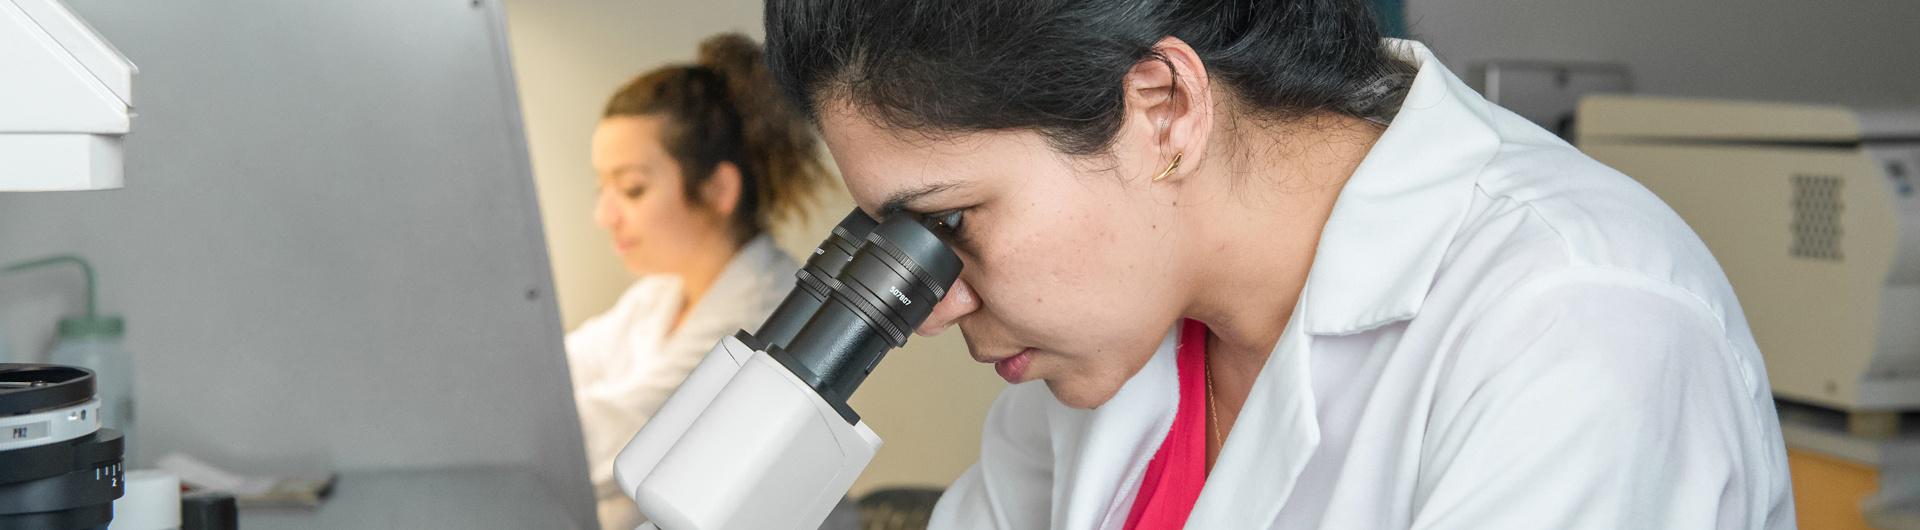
<box><xmin>842</xmin><ymin>215</ymin><xmax>963</xmax><ymax>345</ymax></box>
<box><xmin>762</xmin><ymin>211</ymin><xmax>961</xmax><ymax>412</ymax></box>
<box><xmin>754</xmin><ymin>210</ymin><xmax>881</xmax><ymax>348</ymax></box>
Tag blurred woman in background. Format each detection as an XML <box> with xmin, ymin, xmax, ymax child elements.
<box><xmin>566</xmin><ymin>32</ymin><xmax>827</xmax><ymax>530</ymax></box>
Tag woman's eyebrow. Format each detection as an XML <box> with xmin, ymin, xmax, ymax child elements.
<box><xmin>604</xmin><ymin>163</ymin><xmax>646</xmax><ymax>177</ymax></box>
<box><xmin>880</xmin><ymin>181</ymin><xmax>965</xmax><ymax>215</ymax></box>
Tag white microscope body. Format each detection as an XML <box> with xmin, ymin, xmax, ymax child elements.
<box><xmin>1</xmin><ymin>0</ymin><xmax>137</xmax><ymax>191</ymax></box>
<box><xmin>613</xmin><ymin>333</ymin><xmax>881</xmax><ymax>530</ymax></box>
<box><xmin>611</xmin><ymin>212</ymin><xmax>961</xmax><ymax>530</ymax></box>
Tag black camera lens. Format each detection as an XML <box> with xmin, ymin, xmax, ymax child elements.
<box><xmin>0</xmin><ymin>365</ymin><xmax>93</xmax><ymax>415</ymax></box>
<box><xmin>1</xmin><ymin>364</ymin><xmax>123</xmax><ymax>530</ymax></box>
<box><xmin>754</xmin><ymin>209</ymin><xmax>880</xmax><ymax>348</ymax></box>
<box><xmin>779</xmin><ymin>214</ymin><xmax>962</xmax><ymax>406</ymax></box>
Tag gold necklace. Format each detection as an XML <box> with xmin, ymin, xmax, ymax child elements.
<box><xmin>1206</xmin><ymin>353</ymin><xmax>1222</xmax><ymax>453</ymax></box>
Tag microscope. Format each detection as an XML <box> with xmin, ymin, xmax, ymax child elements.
<box><xmin>614</xmin><ymin>210</ymin><xmax>963</xmax><ymax>530</ymax></box>
<box><xmin>2</xmin><ymin>1</ymin><xmax>136</xmax><ymax>528</ymax></box>
<box><xmin>2</xmin><ymin>0</ymin><xmax>136</xmax><ymax>192</ymax></box>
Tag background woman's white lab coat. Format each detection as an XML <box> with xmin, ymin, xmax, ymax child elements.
<box><xmin>929</xmin><ymin>41</ymin><xmax>1795</xmax><ymax>529</ymax></box>
<box><xmin>568</xmin><ymin>234</ymin><xmax>796</xmax><ymax>530</ymax></box>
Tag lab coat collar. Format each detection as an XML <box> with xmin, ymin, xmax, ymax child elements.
<box><xmin>1058</xmin><ymin>306</ymin><xmax>1327</xmax><ymax>530</ymax></box>
<box><xmin>1055</xmin><ymin>329</ymin><xmax>1185</xmax><ymax>530</ymax></box>
<box><xmin>1185</xmin><ymin>307</ymin><xmax>1321</xmax><ymax>529</ymax></box>
<box><xmin>1298</xmin><ymin>40</ymin><xmax>1501</xmax><ymax>336</ymax></box>
<box><xmin>660</xmin><ymin>234</ymin><xmax>791</xmax><ymax>349</ymax></box>
<box><xmin>1045</xmin><ymin>41</ymin><xmax>1500</xmax><ymax>529</ymax></box>
<box><xmin>1187</xmin><ymin>40</ymin><xmax>1498</xmax><ymax>528</ymax></box>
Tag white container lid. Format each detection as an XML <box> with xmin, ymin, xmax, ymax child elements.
<box><xmin>110</xmin><ymin>470</ymin><xmax>182</xmax><ymax>530</ymax></box>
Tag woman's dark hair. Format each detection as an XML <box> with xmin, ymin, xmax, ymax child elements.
<box><xmin>604</xmin><ymin>32</ymin><xmax>827</xmax><ymax>241</ymax></box>
<box><xmin>765</xmin><ymin>0</ymin><xmax>1415</xmax><ymax>155</ymax></box>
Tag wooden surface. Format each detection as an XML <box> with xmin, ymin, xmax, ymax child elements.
<box><xmin>1790</xmin><ymin>448</ymin><xmax>1878</xmax><ymax>530</ymax></box>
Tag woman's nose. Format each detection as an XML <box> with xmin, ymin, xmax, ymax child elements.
<box><xmin>592</xmin><ymin>189</ymin><xmax>619</xmax><ymax>230</ymax></box>
<box><xmin>916</xmin><ymin>277</ymin><xmax>979</xmax><ymax>337</ymax></box>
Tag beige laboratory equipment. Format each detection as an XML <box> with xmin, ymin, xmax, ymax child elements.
<box><xmin>1578</xmin><ymin>96</ymin><xmax>1920</xmax><ymax>418</ymax></box>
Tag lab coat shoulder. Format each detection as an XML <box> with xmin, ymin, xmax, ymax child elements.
<box><xmin>1407</xmin><ymin>117</ymin><xmax>1792</xmax><ymax>528</ymax></box>
<box><xmin>1461</xmin><ymin>108</ymin><xmax>1765</xmax><ymax>393</ymax></box>
<box><xmin>1411</xmin><ymin>273</ymin><xmax>1779</xmax><ymax>529</ymax></box>
<box><xmin>1413</xmin><ymin>270</ymin><xmax>1781</xmax><ymax>526</ymax></box>
<box><xmin>929</xmin><ymin>381</ymin><xmax>1061</xmax><ymax>530</ymax></box>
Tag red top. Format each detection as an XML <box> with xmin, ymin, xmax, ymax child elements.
<box><xmin>1122</xmin><ymin>319</ymin><xmax>1211</xmax><ymax>530</ymax></box>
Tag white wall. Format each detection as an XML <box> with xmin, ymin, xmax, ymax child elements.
<box><xmin>0</xmin><ymin>0</ymin><xmax>592</xmax><ymax>525</ymax></box>
<box><xmin>503</xmin><ymin>0</ymin><xmax>1007</xmax><ymax>496</ymax></box>
<box><xmin>1407</xmin><ymin>0</ymin><xmax>1920</xmax><ymax>106</ymax></box>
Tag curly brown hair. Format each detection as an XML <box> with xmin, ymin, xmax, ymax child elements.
<box><xmin>604</xmin><ymin>33</ymin><xmax>828</xmax><ymax>242</ymax></box>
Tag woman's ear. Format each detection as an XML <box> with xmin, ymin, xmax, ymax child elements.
<box><xmin>702</xmin><ymin>161</ymin><xmax>745</xmax><ymax>219</ymax></box>
<box><xmin>1121</xmin><ymin>37</ymin><xmax>1213</xmax><ymax>182</ymax></box>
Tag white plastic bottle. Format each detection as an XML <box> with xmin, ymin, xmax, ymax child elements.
<box><xmin>48</xmin><ymin>315</ymin><xmax>134</xmax><ymax>433</ymax></box>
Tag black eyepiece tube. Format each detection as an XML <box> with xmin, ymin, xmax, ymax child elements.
<box><xmin>754</xmin><ymin>209</ymin><xmax>880</xmax><ymax>348</ymax></box>
<box><xmin>781</xmin><ymin>214</ymin><xmax>962</xmax><ymax>401</ymax></box>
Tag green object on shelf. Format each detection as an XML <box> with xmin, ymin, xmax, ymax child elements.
<box><xmin>2</xmin><ymin>253</ymin><xmax>126</xmax><ymax>344</ymax></box>
<box><xmin>59</xmin><ymin>315</ymin><xmax>125</xmax><ymax>340</ymax></box>
<box><xmin>2</xmin><ymin>254</ymin><xmax>99</xmax><ymax>319</ymax></box>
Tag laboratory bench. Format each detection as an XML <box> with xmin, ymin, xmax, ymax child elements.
<box><xmin>238</xmin><ymin>467</ymin><xmax>579</xmax><ymax>530</ymax></box>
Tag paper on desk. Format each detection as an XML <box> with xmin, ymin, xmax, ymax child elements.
<box><xmin>156</xmin><ymin>453</ymin><xmax>336</xmax><ymax>509</ymax></box>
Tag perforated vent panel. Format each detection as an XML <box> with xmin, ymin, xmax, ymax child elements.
<box><xmin>1791</xmin><ymin>174</ymin><xmax>1844</xmax><ymax>261</ymax></box>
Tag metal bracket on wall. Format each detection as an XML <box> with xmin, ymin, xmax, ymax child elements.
<box><xmin>1478</xmin><ymin>61</ymin><xmax>1631</xmax><ymax>140</ymax></box>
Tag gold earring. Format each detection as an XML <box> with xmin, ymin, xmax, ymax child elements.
<box><xmin>1152</xmin><ymin>152</ymin><xmax>1184</xmax><ymax>182</ymax></box>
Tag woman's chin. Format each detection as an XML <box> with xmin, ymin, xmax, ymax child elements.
<box><xmin>620</xmin><ymin>259</ymin><xmax>653</xmax><ymax>277</ymax></box>
<box><xmin>1044</xmin><ymin>378</ymin><xmax>1124</xmax><ymax>410</ymax></box>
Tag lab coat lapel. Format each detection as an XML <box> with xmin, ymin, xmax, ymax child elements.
<box><xmin>1300</xmin><ymin>40</ymin><xmax>1499</xmax><ymax>336</ymax></box>
<box><xmin>1053</xmin><ymin>327</ymin><xmax>1184</xmax><ymax>530</ymax></box>
<box><xmin>1185</xmin><ymin>306</ymin><xmax>1321</xmax><ymax>529</ymax></box>
<box><xmin>1184</xmin><ymin>40</ymin><xmax>1498</xmax><ymax>528</ymax></box>
<box><xmin>613</xmin><ymin>277</ymin><xmax>682</xmax><ymax>378</ymax></box>
<box><xmin>657</xmin><ymin>235</ymin><xmax>788</xmax><ymax>361</ymax></box>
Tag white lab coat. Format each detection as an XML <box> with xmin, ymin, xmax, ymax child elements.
<box><xmin>568</xmin><ymin>234</ymin><xmax>797</xmax><ymax>530</ymax></box>
<box><xmin>929</xmin><ymin>40</ymin><xmax>1795</xmax><ymax>530</ymax></box>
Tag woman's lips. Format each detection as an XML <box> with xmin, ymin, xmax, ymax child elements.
<box><xmin>993</xmin><ymin>348</ymin><xmax>1035</xmax><ymax>383</ymax></box>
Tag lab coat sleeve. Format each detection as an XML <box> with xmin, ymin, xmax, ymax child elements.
<box><xmin>1409</xmin><ymin>274</ymin><xmax>1790</xmax><ymax>530</ymax></box>
<box><xmin>928</xmin><ymin>382</ymin><xmax>1058</xmax><ymax>530</ymax></box>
